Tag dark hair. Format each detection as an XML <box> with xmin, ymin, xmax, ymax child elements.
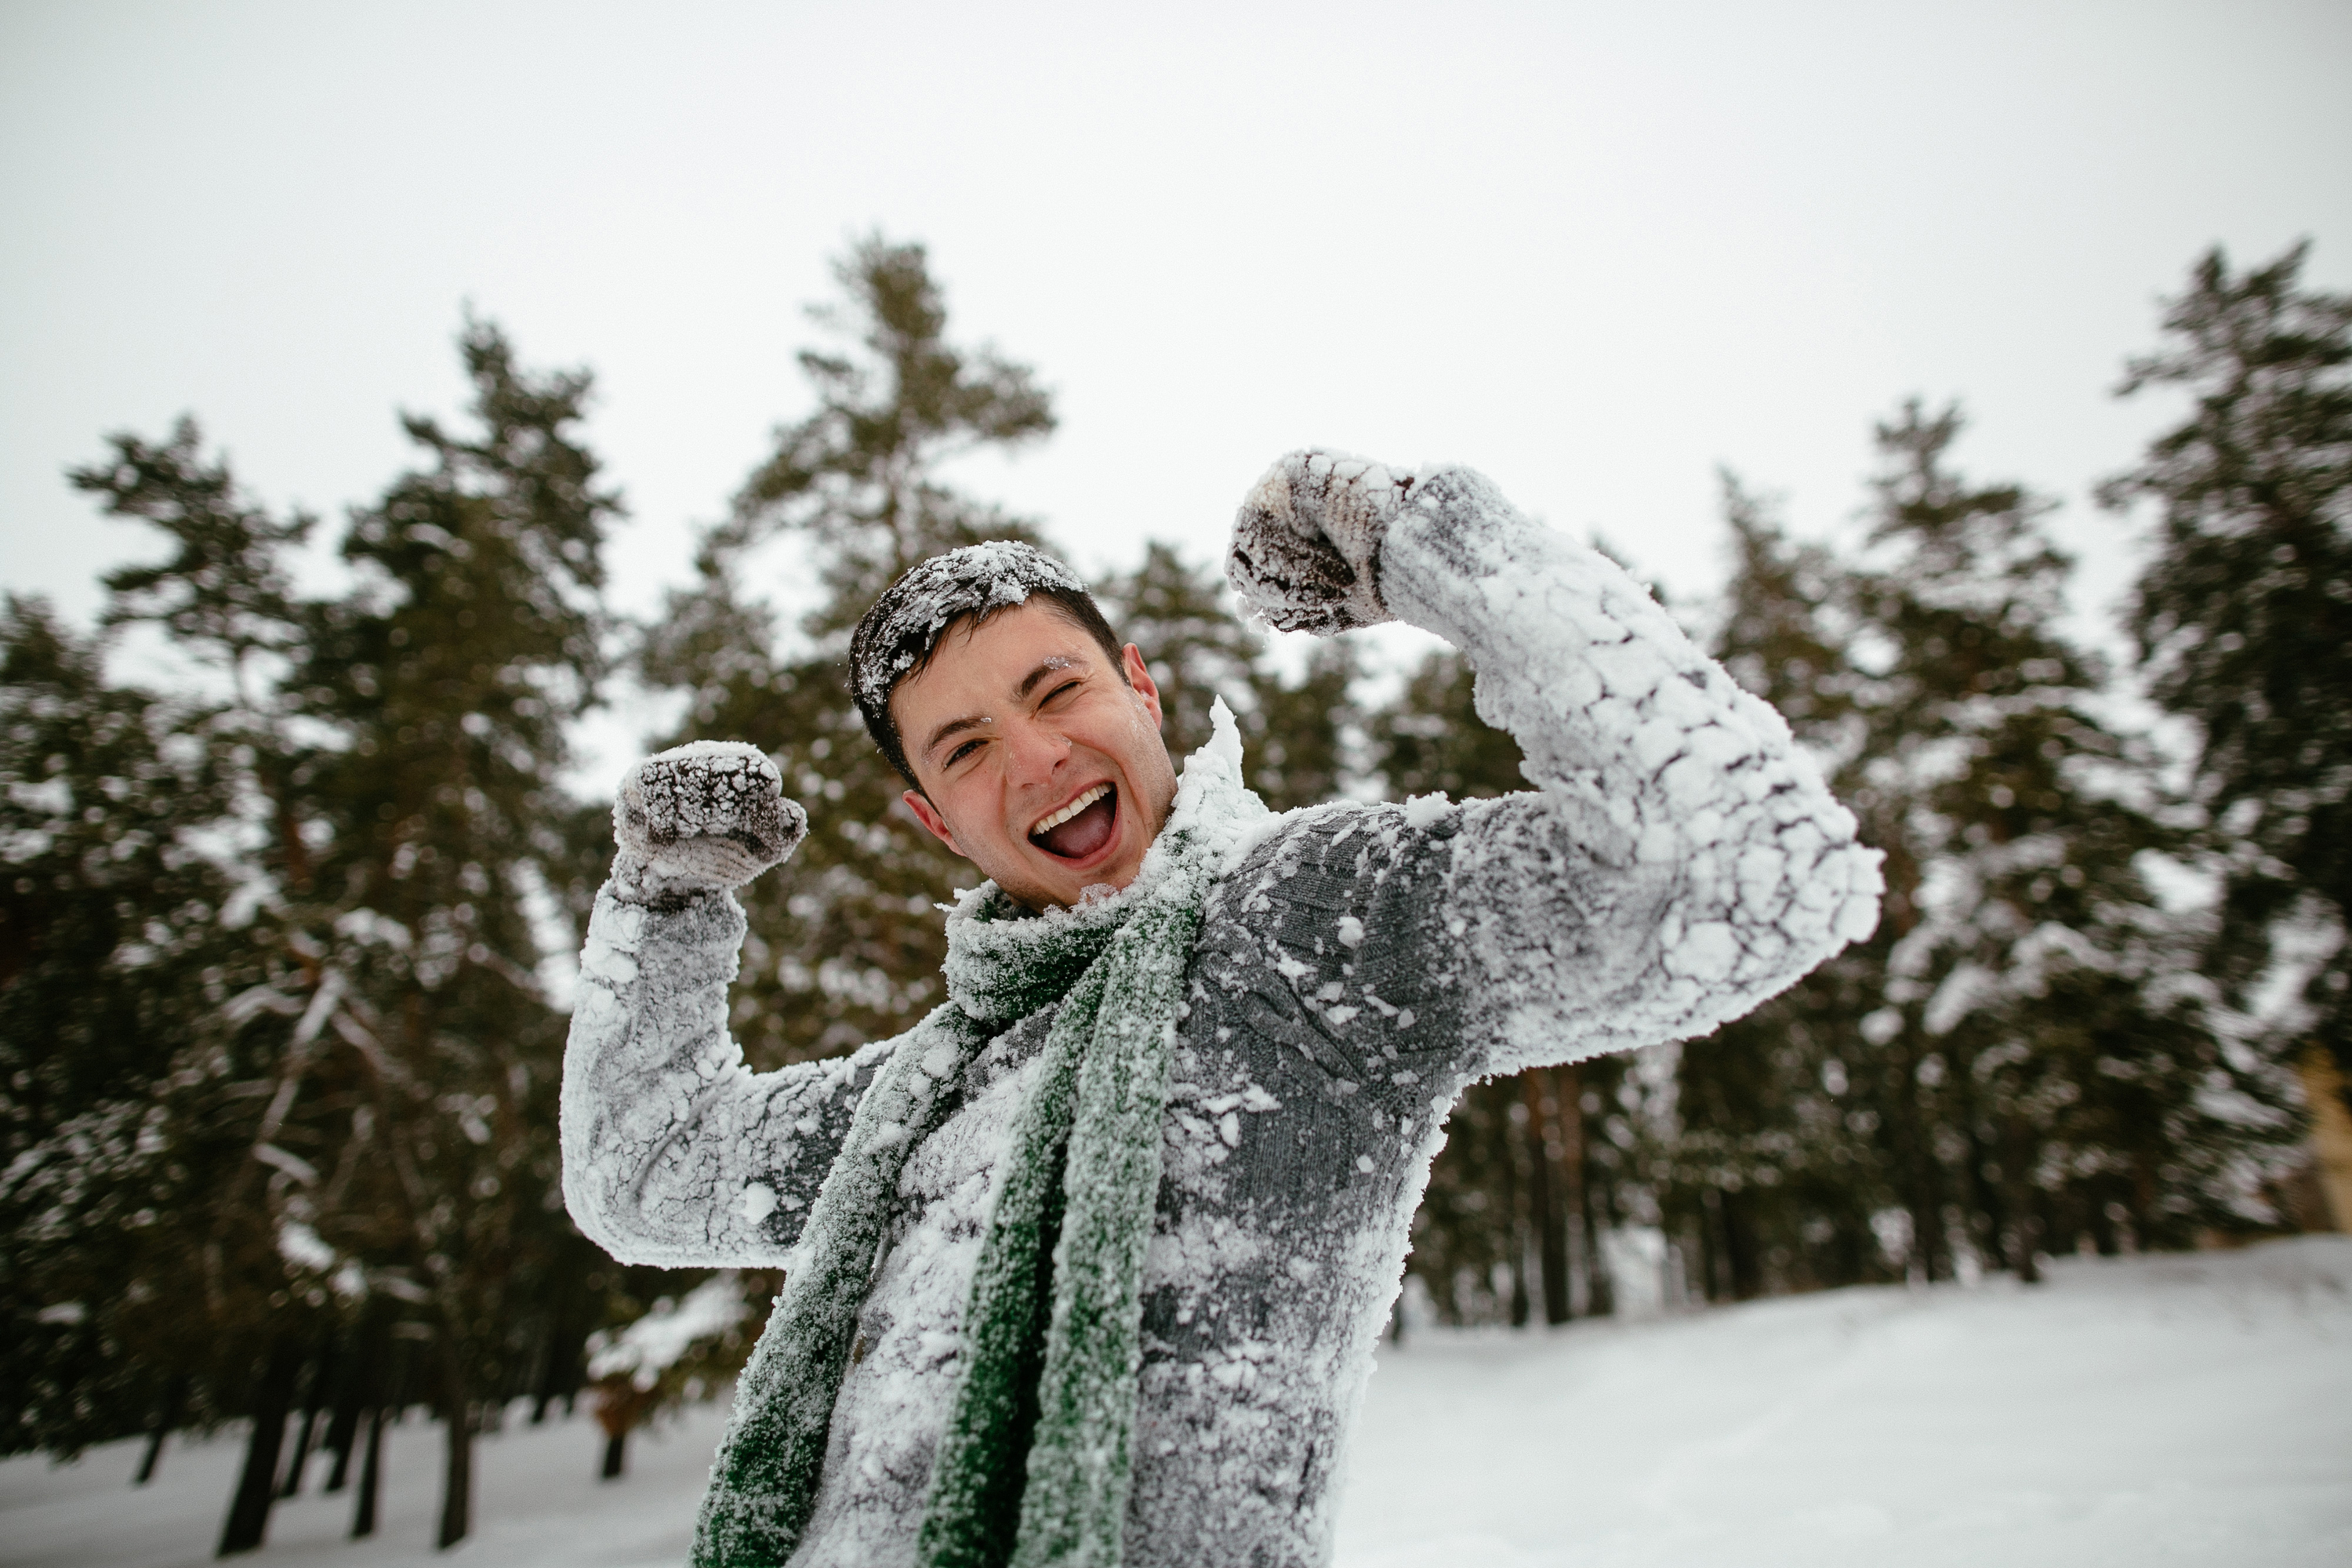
<box><xmin>849</xmin><ymin>541</ymin><xmax>1126</xmax><ymax>790</ymax></box>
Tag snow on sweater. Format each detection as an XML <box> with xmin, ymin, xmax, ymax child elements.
<box><xmin>560</xmin><ymin>476</ymin><xmax>1882</xmax><ymax>1567</ymax></box>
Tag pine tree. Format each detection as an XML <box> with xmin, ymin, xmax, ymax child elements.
<box><xmin>5</xmin><ymin>416</ymin><xmax>354</xmax><ymax>1518</ymax></box>
<box><xmin>1369</xmin><ymin>650</ymin><xmax>1526</xmax><ymax>805</ymax></box>
<box><xmin>0</xmin><ymin>535</ymin><xmax>347</xmax><ymax>1546</ymax></box>
<box><xmin>1845</xmin><ymin>401</ymin><xmax>2285</xmax><ymax>1271</ymax></box>
<box><xmin>0</xmin><ymin>597</ymin><xmax>279</xmax><ymax>1461</ymax></box>
<box><xmin>15</xmin><ymin>322</ymin><xmax>628</xmax><ymax>1551</ymax></box>
<box><xmin>642</xmin><ymin>236</ymin><xmax>1056</xmax><ymax>1069</ymax></box>
<box><xmin>286</xmin><ymin>320</ymin><xmax>619</xmax><ymax>1547</ymax></box>
<box><xmin>2100</xmin><ymin>242</ymin><xmax>2352</xmax><ymax>1161</ymax></box>
<box><xmin>1248</xmin><ymin>641</ymin><xmax>1360</xmax><ymax>812</ymax></box>
<box><xmin>723</xmin><ymin>236</ymin><xmax>1054</xmax><ymax>635</ymax></box>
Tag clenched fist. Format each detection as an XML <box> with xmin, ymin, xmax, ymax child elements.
<box><xmin>610</xmin><ymin>741</ymin><xmax>808</xmax><ymax>907</ymax></box>
<box><xmin>1226</xmin><ymin>449</ymin><xmax>1414</xmax><ymax>635</ymax></box>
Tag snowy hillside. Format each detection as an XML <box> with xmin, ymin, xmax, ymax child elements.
<box><xmin>6</xmin><ymin>1238</ymin><xmax>2347</xmax><ymax>1568</ymax></box>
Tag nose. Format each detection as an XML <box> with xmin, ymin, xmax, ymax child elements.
<box><xmin>1001</xmin><ymin>714</ymin><xmax>1070</xmax><ymax>787</ymax></box>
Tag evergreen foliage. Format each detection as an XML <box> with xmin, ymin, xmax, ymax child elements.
<box><xmin>1843</xmin><ymin>403</ymin><xmax>2282</xmax><ymax>1269</ymax></box>
<box><xmin>1098</xmin><ymin>543</ymin><xmax>1260</xmax><ymax>764</ymax></box>
<box><xmin>0</xmin><ymin>596</ymin><xmax>270</xmax><ymax>1457</ymax></box>
<box><xmin>1</xmin><ymin>323</ymin><xmax>656</xmax><ymax>1551</ymax></box>
<box><xmin>642</xmin><ymin>236</ymin><xmax>1058</xmax><ymax>1072</ymax></box>
<box><xmin>1664</xmin><ymin>408</ymin><xmax>2296</xmax><ymax>1301</ymax></box>
<box><xmin>2102</xmin><ymin>243</ymin><xmax>2352</xmax><ymax>1080</ymax></box>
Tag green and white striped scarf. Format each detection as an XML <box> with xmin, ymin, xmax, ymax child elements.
<box><xmin>691</xmin><ymin>705</ymin><xmax>1262</xmax><ymax>1568</ymax></box>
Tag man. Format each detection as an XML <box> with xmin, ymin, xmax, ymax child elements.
<box><xmin>561</xmin><ymin>452</ymin><xmax>1882</xmax><ymax>1567</ymax></box>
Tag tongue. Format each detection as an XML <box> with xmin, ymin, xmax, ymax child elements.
<box><xmin>1036</xmin><ymin>793</ymin><xmax>1116</xmax><ymax>861</ymax></box>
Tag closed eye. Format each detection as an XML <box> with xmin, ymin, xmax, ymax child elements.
<box><xmin>1039</xmin><ymin>678</ymin><xmax>1083</xmax><ymax>709</ymax></box>
<box><xmin>945</xmin><ymin>737</ymin><xmax>986</xmax><ymax>768</ymax></box>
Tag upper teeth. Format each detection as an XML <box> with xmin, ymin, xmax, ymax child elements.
<box><xmin>1032</xmin><ymin>783</ymin><xmax>1109</xmax><ymax>837</ymax></box>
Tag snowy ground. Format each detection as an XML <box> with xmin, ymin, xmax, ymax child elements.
<box><xmin>7</xmin><ymin>1237</ymin><xmax>2347</xmax><ymax>1568</ymax></box>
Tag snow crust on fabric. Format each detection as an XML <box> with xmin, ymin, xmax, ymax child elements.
<box><xmin>612</xmin><ymin>740</ymin><xmax>807</xmax><ymax>907</ymax></box>
<box><xmin>1227</xmin><ymin>452</ymin><xmax>1403</xmax><ymax>634</ymax></box>
<box><xmin>1229</xmin><ymin>449</ymin><xmax>1885</xmax><ymax>1058</ymax></box>
<box><xmin>690</xmin><ymin>996</ymin><xmax>993</xmax><ymax>1566</ymax></box>
<box><xmin>561</xmin><ymin>887</ymin><xmax>881</xmax><ymax>1269</ymax></box>
<box><xmin>561</xmin><ymin>459</ymin><xmax>1882</xmax><ymax>1567</ymax></box>
<box><xmin>920</xmin><ymin>706</ymin><xmax>1266</xmax><ymax>1568</ymax></box>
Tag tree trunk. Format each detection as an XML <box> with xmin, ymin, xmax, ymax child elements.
<box><xmin>321</xmin><ymin>1385</ymin><xmax>361</xmax><ymax>1493</ymax></box>
<box><xmin>2088</xmin><ymin>1193</ymin><xmax>2119</xmax><ymax>1256</ymax></box>
<box><xmin>327</xmin><ymin>1312</ymin><xmax>391</xmax><ymax>1493</ymax></box>
<box><xmin>217</xmin><ymin>1338</ymin><xmax>301</xmax><ymax>1555</ymax></box>
<box><xmin>601</xmin><ymin>1428</ymin><xmax>627</xmax><ymax>1480</ymax></box>
<box><xmin>278</xmin><ymin>1404</ymin><xmax>318</xmax><ymax>1497</ymax></box>
<box><xmin>133</xmin><ymin>1374</ymin><xmax>187</xmax><ymax>1486</ymax></box>
<box><xmin>2002</xmin><ymin>1119</ymin><xmax>2044</xmax><ymax>1283</ymax></box>
<box><xmin>1563</xmin><ymin>1067</ymin><xmax>1597</xmax><ymax>1316</ymax></box>
<box><xmin>529</xmin><ymin>1305</ymin><xmax>589</xmax><ymax>1425</ymax></box>
<box><xmin>437</xmin><ymin>1359</ymin><xmax>474</xmax><ymax>1550</ymax></box>
<box><xmin>1697</xmin><ymin>1190</ymin><xmax>1726</xmax><ymax>1301</ymax></box>
<box><xmin>1917</xmin><ymin>1192</ymin><xmax>1951</xmax><ymax>1282</ymax></box>
<box><xmin>528</xmin><ymin>1333</ymin><xmax>555</xmax><ymax>1425</ymax></box>
<box><xmin>1722</xmin><ymin>1188</ymin><xmax>1764</xmax><ymax>1301</ymax></box>
<box><xmin>281</xmin><ymin>1333</ymin><xmax>337</xmax><ymax>1495</ymax></box>
<box><xmin>1523</xmin><ymin>1070</ymin><xmax>1570</xmax><ymax>1324</ymax></box>
<box><xmin>350</xmin><ymin>1406</ymin><xmax>384</xmax><ymax>1539</ymax></box>
<box><xmin>1501</xmin><ymin>1089</ymin><xmax>1530</xmax><ymax>1327</ymax></box>
<box><xmin>2014</xmin><ymin>1214</ymin><xmax>2044</xmax><ymax>1283</ymax></box>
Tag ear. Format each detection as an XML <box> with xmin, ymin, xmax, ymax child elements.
<box><xmin>1121</xmin><ymin>643</ymin><xmax>1165</xmax><ymax>729</ymax></box>
<box><xmin>902</xmin><ymin>789</ymin><xmax>966</xmax><ymax>857</ymax></box>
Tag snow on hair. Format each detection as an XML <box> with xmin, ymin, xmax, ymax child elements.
<box><xmin>848</xmin><ymin>540</ymin><xmax>1120</xmax><ymax>786</ymax></box>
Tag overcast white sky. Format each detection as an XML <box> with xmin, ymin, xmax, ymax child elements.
<box><xmin>5</xmin><ymin>1</ymin><xmax>2348</xmax><ymax>716</ymax></box>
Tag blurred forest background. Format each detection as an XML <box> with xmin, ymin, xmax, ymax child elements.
<box><xmin>3</xmin><ymin>233</ymin><xmax>2347</xmax><ymax>1555</ymax></box>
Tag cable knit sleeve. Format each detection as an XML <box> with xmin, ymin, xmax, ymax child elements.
<box><xmin>1367</xmin><ymin>466</ymin><xmax>1882</xmax><ymax>1076</ymax></box>
<box><xmin>559</xmin><ymin>884</ymin><xmax>889</xmax><ymax>1268</ymax></box>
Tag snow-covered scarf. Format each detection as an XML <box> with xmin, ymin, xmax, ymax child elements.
<box><xmin>691</xmin><ymin>704</ymin><xmax>1264</xmax><ymax>1568</ymax></box>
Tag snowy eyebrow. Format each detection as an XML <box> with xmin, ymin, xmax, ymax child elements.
<box><xmin>1016</xmin><ymin>653</ymin><xmax>1087</xmax><ymax>699</ymax></box>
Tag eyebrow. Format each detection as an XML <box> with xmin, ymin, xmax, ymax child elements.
<box><xmin>1018</xmin><ymin>654</ymin><xmax>1082</xmax><ymax>699</ymax></box>
<box><xmin>920</xmin><ymin>654</ymin><xmax>1094</xmax><ymax>764</ymax></box>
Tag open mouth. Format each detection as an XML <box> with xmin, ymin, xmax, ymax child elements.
<box><xmin>1029</xmin><ymin>782</ymin><xmax>1118</xmax><ymax>862</ymax></box>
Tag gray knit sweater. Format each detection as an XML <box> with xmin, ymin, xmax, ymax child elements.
<box><xmin>561</xmin><ymin>467</ymin><xmax>1882</xmax><ymax>1566</ymax></box>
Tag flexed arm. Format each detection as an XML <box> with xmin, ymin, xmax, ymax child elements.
<box><xmin>1227</xmin><ymin>452</ymin><xmax>1882</xmax><ymax>1078</ymax></box>
<box><xmin>561</xmin><ymin>742</ymin><xmax>884</xmax><ymax>1268</ymax></box>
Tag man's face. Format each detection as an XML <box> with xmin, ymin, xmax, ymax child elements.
<box><xmin>892</xmin><ymin>601</ymin><xmax>1179</xmax><ymax>912</ymax></box>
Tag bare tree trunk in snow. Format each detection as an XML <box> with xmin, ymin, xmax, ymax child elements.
<box><xmin>1563</xmin><ymin>1067</ymin><xmax>1601</xmax><ymax>1316</ymax></box>
<box><xmin>216</xmin><ymin>1338</ymin><xmax>300</xmax><ymax>1555</ymax></box>
<box><xmin>325</xmin><ymin>1310</ymin><xmax>390</xmax><ymax>1493</ymax></box>
<box><xmin>133</xmin><ymin>1374</ymin><xmax>187</xmax><ymax>1486</ymax></box>
<box><xmin>437</xmin><ymin>1358</ymin><xmax>474</xmax><ymax>1550</ymax></box>
<box><xmin>1524</xmin><ymin>1070</ymin><xmax>1570</xmax><ymax>1324</ymax></box>
<box><xmin>1502</xmin><ymin>1094</ymin><xmax>1530</xmax><ymax>1327</ymax></box>
<box><xmin>350</xmin><ymin>1406</ymin><xmax>384</xmax><ymax>1539</ymax></box>
<box><xmin>279</xmin><ymin>1335</ymin><xmax>332</xmax><ymax>1496</ymax></box>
